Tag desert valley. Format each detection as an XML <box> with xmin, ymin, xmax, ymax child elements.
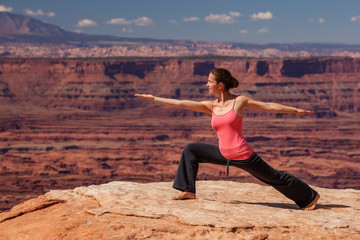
<box><xmin>0</xmin><ymin>56</ymin><xmax>359</xmax><ymax>212</ymax></box>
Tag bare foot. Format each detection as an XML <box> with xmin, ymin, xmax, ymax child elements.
<box><xmin>171</xmin><ymin>191</ymin><xmax>196</xmax><ymax>200</ymax></box>
<box><xmin>302</xmin><ymin>194</ymin><xmax>320</xmax><ymax>211</ymax></box>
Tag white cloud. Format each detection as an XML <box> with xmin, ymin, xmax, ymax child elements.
<box><xmin>132</xmin><ymin>17</ymin><xmax>154</xmax><ymax>26</ymax></box>
<box><xmin>25</xmin><ymin>8</ymin><xmax>45</xmax><ymax>16</ymax></box>
<box><xmin>122</xmin><ymin>27</ymin><xmax>134</xmax><ymax>33</ymax></box>
<box><xmin>258</xmin><ymin>28</ymin><xmax>269</xmax><ymax>33</ymax></box>
<box><xmin>77</xmin><ymin>19</ymin><xmax>97</xmax><ymax>27</ymax></box>
<box><xmin>251</xmin><ymin>11</ymin><xmax>274</xmax><ymax>21</ymax></box>
<box><xmin>169</xmin><ymin>19</ymin><xmax>179</xmax><ymax>25</ymax></box>
<box><xmin>239</xmin><ymin>29</ymin><xmax>249</xmax><ymax>34</ymax></box>
<box><xmin>183</xmin><ymin>16</ymin><xmax>200</xmax><ymax>22</ymax></box>
<box><xmin>0</xmin><ymin>5</ymin><xmax>13</xmax><ymax>12</ymax></box>
<box><xmin>229</xmin><ymin>11</ymin><xmax>241</xmax><ymax>17</ymax></box>
<box><xmin>205</xmin><ymin>13</ymin><xmax>237</xmax><ymax>24</ymax></box>
<box><xmin>351</xmin><ymin>16</ymin><xmax>360</xmax><ymax>22</ymax></box>
<box><xmin>25</xmin><ymin>8</ymin><xmax>55</xmax><ymax>17</ymax></box>
<box><xmin>47</xmin><ymin>12</ymin><xmax>55</xmax><ymax>17</ymax></box>
<box><xmin>106</xmin><ymin>17</ymin><xmax>154</xmax><ymax>26</ymax></box>
<box><xmin>308</xmin><ymin>17</ymin><xmax>325</xmax><ymax>24</ymax></box>
<box><xmin>106</xmin><ymin>18</ymin><xmax>132</xmax><ymax>25</ymax></box>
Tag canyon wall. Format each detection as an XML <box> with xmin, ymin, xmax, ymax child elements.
<box><xmin>0</xmin><ymin>57</ymin><xmax>359</xmax><ymax>116</ymax></box>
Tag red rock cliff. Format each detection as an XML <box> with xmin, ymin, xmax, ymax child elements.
<box><xmin>0</xmin><ymin>57</ymin><xmax>359</xmax><ymax>116</ymax></box>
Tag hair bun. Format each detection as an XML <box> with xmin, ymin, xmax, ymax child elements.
<box><xmin>231</xmin><ymin>76</ymin><xmax>239</xmax><ymax>89</ymax></box>
<box><xmin>210</xmin><ymin>68</ymin><xmax>239</xmax><ymax>90</ymax></box>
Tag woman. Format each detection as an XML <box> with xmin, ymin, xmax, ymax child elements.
<box><xmin>135</xmin><ymin>68</ymin><xmax>320</xmax><ymax>210</ymax></box>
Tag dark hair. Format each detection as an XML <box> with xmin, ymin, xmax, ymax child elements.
<box><xmin>210</xmin><ymin>68</ymin><xmax>239</xmax><ymax>90</ymax></box>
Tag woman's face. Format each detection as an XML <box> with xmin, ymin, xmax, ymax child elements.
<box><xmin>206</xmin><ymin>73</ymin><xmax>220</xmax><ymax>94</ymax></box>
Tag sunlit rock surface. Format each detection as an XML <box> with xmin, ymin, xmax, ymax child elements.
<box><xmin>0</xmin><ymin>181</ymin><xmax>359</xmax><ymax>239</ymax></box>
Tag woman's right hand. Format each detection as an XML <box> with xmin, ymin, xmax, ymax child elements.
<box><xmin>134</xmin><ymin>94</ymin><xmax>155</xmax><ymax>101</ymax></box>
<box><xmin>134</xmin><ymin>93</ymin><xmax>212</xmax><ymax>114</ymax></box>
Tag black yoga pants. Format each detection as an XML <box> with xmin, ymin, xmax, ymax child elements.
<box><xmin>172</xmin><ymin>142</ymin><xmax>318</xmax><ymax>209</ymax></box>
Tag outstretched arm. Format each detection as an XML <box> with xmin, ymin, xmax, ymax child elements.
<box><xmin>134</xmin><ymin>94</ymin><xmax>212</xmax><ymax>115</ymax></box>
<box><xmin>243</xmin><ymin>96</ymin><xmax>312</xmax><ymax>115</ymax></box>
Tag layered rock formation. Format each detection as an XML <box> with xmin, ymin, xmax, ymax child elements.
<box><xmin>0</xmin><ymin>57</ymin><xmax>359</xmax><ymax>114</ymax></box>
<box><xmin>1</xmin><ymin>181</ymin><xmax>359</xmax><ymax>239</ymax></box>
<box><xmin>0</xmin><ymin>57</ymin><xmax>359</xmax><ymax>212</ymax></box>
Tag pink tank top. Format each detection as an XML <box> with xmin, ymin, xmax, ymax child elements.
<box><xmin>211</xmin><ymin>97</ymin><xmax>254</xmax><ymax>160</ymax></box>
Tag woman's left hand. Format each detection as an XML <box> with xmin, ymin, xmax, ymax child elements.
<box><xmin>134</xmin><ymin>94</ymin><xmax>155</xmax><ymax>101</ymax></box>
<box><xmin>296</xmin><ymin>109</ymin><xmax>313</xmax><ymax>115</ymax></box>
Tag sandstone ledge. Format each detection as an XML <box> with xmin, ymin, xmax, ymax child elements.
<box><xmin>0</xmin><ymin>181</ymin><xmax>359</xmax><ymax>239</ymax></box>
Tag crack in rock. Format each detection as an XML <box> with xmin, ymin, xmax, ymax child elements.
<box><xmin>0</xmin><ymin>195</ymin><xmax>64</xmax><ymax>223</ymax></box>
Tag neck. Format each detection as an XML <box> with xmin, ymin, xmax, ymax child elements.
<box><xmin>217</xmin><ymin>91</ymin><xmax>232</xmax><ymax>104</ymax></box>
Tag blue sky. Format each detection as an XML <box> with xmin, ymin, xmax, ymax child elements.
<box><xmin>1</xmin><ymin>0</ymin><xmax>360</xmax><ymax>44</ymax></box>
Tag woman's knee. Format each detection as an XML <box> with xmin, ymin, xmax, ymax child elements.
<box><xmin>183</xmin><ymin>143</ymin><xmax>210</xmax><ymax>162</ymax></box>
<box><xmin>183</xmin><ymin>143</ymin><xmax>200</xmax><ymax>153</ymax></box>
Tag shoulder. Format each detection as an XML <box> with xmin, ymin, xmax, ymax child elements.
<box><xmin>235</xmin><ymin>95</ymin><xmax>250</xmax><ymax>105</ymax></box>
<box><xmin>234</xmin><ymin>95</ymin><xmax>254</xmax><ymax>114</ymax></box>
<box><xmin>199</xmin><ymin>100</ymin><xmax>214</xmax><ymax>113</ymax></box>
<box><xmin>202</xmin><ymin>98</ymin><xmax>220</xmax><ymax>105</ymax></box>
<box><xmin>200</xmin><ymin>100</ymin><xmax>213</xmax><ymax>107</ymax></box>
